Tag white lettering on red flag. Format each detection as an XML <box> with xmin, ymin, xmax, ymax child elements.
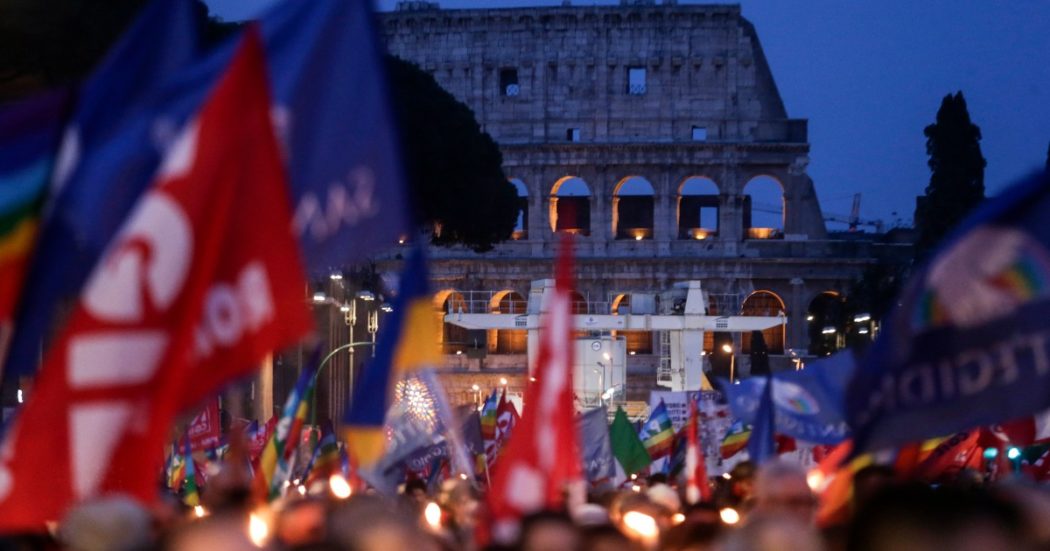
<box><xmin>0</xmin><ymin>28</ymin><xmax>312</xmax><ymax>531</ymax></box>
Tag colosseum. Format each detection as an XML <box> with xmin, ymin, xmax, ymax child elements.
<box><xmin>315</xmin><ymin>1</ymin><xmax>909</xmax><ymax>416</ymax></box>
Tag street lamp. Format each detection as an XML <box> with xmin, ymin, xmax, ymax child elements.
<box><xmin>722</xmin><ymin>343</ymin><xmax>736</xmax><ymax>383</ymax></box>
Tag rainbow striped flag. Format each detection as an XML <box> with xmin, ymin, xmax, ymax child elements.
<box><xmin>256</xmin><ymin>351</ymin><xmax>320</xmax><ymax>501</ymax></box>
<box><xmin>302</xmin><ymin>421</ymin><xmax>341</xmax><ymax>486</ymax></box>
<box><xmin>640</xmin><ymin>400</ymin><xmax>675</xmax><ymax>459</ymax></box>
<box><xmin>0</xmin><ymin>90</ymin><xmax>68</xmax><ymax>352</ymax></box>
<box><xmin>343</xmin><ymin>245</ymin><xmax>441</xmax><ymax>467</ymax></box>
<box><xmin>181</xmin><ymin>437</ymin><xmax>200</xmax><ymax>507</ymax></box>
<box><xmin>480</xmin><ymin>390</ymin><xmax>499</xmax><ymax>441</ymax></box>
<box><xmin>720</xmin><ymin>420</ymin><xmax>751</xmax><ymax>459</ymax></box>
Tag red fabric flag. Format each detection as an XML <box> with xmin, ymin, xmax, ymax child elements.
<box><xmin>495</xmin><ymin>390</ymin><xmax>519</xmax><ymax>446</ymax></box>
<box><xmin>488</xmin><ymin>234</ymin><xmax>581</xmax><ymax>541</ymax></box>
<box><xmin>915</xmin><ymin>430</ymin><xmax>980</xmax><ymax>482</ymax></box>
<box><xmin>684</xmin><ymin>400</ymin><xmax>711</xmax><ymax>504</ymax></box>
<box><xmin>0</xmin><ymin>28</ymin><xmax>311</xmax><ymax>532</ymax></box>
<box><xmin>187</xmin><ymin>400</ymin><xmax>222</xmax><ymax>452</ymax></box>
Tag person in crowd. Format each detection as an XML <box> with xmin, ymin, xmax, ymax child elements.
<box><xmin>848</xmin><ymin>483</ymin><xmax>1032</xmax><ymax>551</ymax></box>
<box><xmin>751</xmin><ymin>460</ymin><xmax>818</xmax><ymax>524</ymax></box>
<box><xmin>516</xmin><ymin>510</ymin><xmax>580</xmax><ymax>551</ymax></box>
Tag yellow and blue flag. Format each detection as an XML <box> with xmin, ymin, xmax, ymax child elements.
<box><xmin>343</xmin><ymin>245</ymin><xmax>440</xmax><ymax>467</ymax></box>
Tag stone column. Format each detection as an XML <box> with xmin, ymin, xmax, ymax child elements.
<box><xmin>789</xmin><ymin>277</ymin><xmax>806</xmax><ymax>352</ymax></box>
<box><xmin>653</xmin><ymin>167</ymin><xmax>674</xmax><ymax>255</ymax></box>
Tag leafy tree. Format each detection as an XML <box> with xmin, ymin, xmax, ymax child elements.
<box><xmin>913</xmin><ymin>92</ymin><xmax>986</xmax><ymax>261</ymax></box>
<box><xmin>0</xmin><ymin>2</ymin><xmax>518</xmax><ymax>252</ymax></box>
<box><xmin>384</xmin><ymin>56</ymin><xmax>518</xmax><ymax>252</ymax></box>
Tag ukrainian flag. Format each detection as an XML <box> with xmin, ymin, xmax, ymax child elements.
<box><xmin>343</xmin><ymin>245</ymin><xmax>440</xmax><ymax>466</ymax></box>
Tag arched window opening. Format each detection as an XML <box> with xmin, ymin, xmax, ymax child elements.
<box><xmin>807</xmin><ymin>291</ymin><xmax>847</xmax><ymax>356</ymax></box>
<box><xmin>435</xmin><ymin>290</ymin><xmax>469</xmax><ymax>354</ymax></box>
<box><xmin>740</xmin><ymin>291</ymin><xmax>786</xmax><ymax>354</ymax></box>
<box><xmin>509</xmin><ymin>178</ymin><xmax>528</xmax><ymax>240</ymax></box>
<box><xmin>550</xmin><ymin>177</ymin><xmax>591</xmax><ymax>236</ymax></box>
<box><xmin>743</xmin><ymin>175</ymin><xmax>784</xmax><ymax>240</ymax></box>
<box><xmin>678</xmin><ymin>177</ymin><xmax>719</xmax><ymax>240</ymax></box>
<box><xmin>610</xmin><ymin>293</ymin><xmax>652</xmax><ymax>354</ymax></box>
<box><xmin>613</xmin><ymin>177</ymin><xmax>654</xmax><ymax>240</ymax></box>
<box><xmin>489</xmin><ymin>290</ymin><xmax>527</xmax><ymax>354</ymax></box>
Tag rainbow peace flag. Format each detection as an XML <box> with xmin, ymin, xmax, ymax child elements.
<box><xmin>256</xmin><ymin>352</ymin><xmax>319</xmax><ymax>501</ymax></box>
<box><xmin>480</xmin><ymin>390</ymin><xmax>499</xmax><ymax>441</ymax></box>
<box><xmin>181</xmin><ymin>437</ymin><xmax>200</xmax><ymax>507</ymax></box>
<box><xmin>640</xmin><ymin>400</ymin><xmax>675</xmax><ymax>459</ymax></box>
<box><xmin>720</xmin><ymin>420</ymin><xmax>751</xmax><ymax>459</ymax></box>
<box><xmin>303</xmin><ymin>421</ymin><xmax>341</xmax><ymax>486</ymax></box>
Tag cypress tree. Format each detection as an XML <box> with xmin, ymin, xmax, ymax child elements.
<box><xmin>914</xmin><ymin>92</ymin><xmax>986</xmax><ymax>261</ymax></box>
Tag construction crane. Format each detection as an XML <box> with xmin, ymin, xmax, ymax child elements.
<box><xmin>750</xmin><ymin>193</ymin><xmax>885</xmax><ymax>233</ymax></box>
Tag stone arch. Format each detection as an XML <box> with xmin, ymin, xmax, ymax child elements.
<box><xmin>743</xmin><ymin>175</ymin><xmax>785</xmax><ymax>239</ymax></box>
<box><xmin>508</xmin><ymin>178</ymin><xmax>529</xmax><ymax>240</ymax></box>
<box><xmin>740</xmin><ymin>290</ymin><xmax>785</xmax><ymax>355</ymax></box>
<box><xmin>678</xmin><ymin>176</ymin><xmax>720</xmax><ymax>239</ymax></box>
<box><xmin>610</xmin><ymin>293</ymin><xmax>652</xmax><ymax>354</ymax></box>
<box><xmin>434</xmin><ymin>290</ymin><xmax>468</xmax><ymax>354</ymax></box>
<box><xmin>549</xmin><ymin>176</ymin><xmax>591</xmax><ymax>236</ymax></box>
<box><xmin>488</xmin><ymin>290</ymin><xmax>527</xmax><ymax>354</ymax></box>
<box><xmin>807</xmin><ymin>291</ymin><xmax>846</xmax><ymax>356</ymax></box>
<box><xmin>612</xmin><ymin>176</ymin><xmax>655</xmax><ymax>240</ymax></box>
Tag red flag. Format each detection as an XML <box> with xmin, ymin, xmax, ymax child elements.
<box><xmin>684</xmin><ymin>400</ymin><xmax>711</xmax><ymax>504</ymax></box>
<box><xmin>915</xmin><ymin>430</ymin><xmax>980</xmax><ymax>482</ymax></box>
<box><xmin>0</xmin><ymin>28</ymin><xmax>312</xmax><ymax>532</ymax></box>
<box><xmin>488</xmin><ymin>234</ymin><xmax>581</xmax><ymax>540</ymax></box>
<box><xmin>187</xmin><ymin>400</ymin><xmax>222</xmax><ymax>452</ymax></box>
<box><xmin>495</xmin><ymin>390</ymin><xmax>519</xmax><ymax>446</ymax></box>
<box><xmin>250</xmin><ymin>415</ymin><xmax>278</xmax><ymax>464</ymax></box>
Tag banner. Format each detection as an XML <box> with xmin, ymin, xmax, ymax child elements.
<box><xmin>186</xmin><ymin>400</ymin><xmax>222</xmax><ymax>452</ymax></box>
<box><xmin>848</xmin><ymin>171</ymin><xmax>1050</xmax><ymax>452</ymax></box>
<box><xmin>576</xmin><ymin>407</ymin><xmax>615</xmax><ymax>486</ymax></box>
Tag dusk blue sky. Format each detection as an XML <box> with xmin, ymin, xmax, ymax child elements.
<box><xmin>207</xmin><ymin>0</ymin><xmax>1050</xmax><ymax>228</ymax></box>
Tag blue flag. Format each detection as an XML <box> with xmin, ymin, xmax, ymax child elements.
<box><xmin>5</xmin><ymin>0</ymin><xmax>408</xmax><ymax>382</ymax></box>
<box><xmin>848</xmin><ymin>171</ymin><xmax>1050</xmax><ymax>453</ymax></box>
<box><xmin>747</xmin><ymin>375</ymin><xmax>777</xmax><ymax>464</ymax></box>
<box><xmin>723</xmin><ymin>352</ymin><xmax>855</xmax><ymax>445</ymax></box>
<box><xmin>576</xmin><ymin>407</ymin><xmax>615</xmax><ymax>485</ymax></box>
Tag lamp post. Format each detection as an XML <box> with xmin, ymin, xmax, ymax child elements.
<box><xmin>722</xmin><ymin>343</ymin><xmax>736</xmax><ymax>383</ymax></box>
<box><xmin>595</xmin><ymin>362</ymin><xmax>607</xmax><ymax>407</ymax></box>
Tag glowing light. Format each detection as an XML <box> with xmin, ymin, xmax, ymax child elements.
<box><xmin>630</xmin><ymin>473</ymin><xmax>638</xmax><ymax>480</ymax></box>
<box><xmin>858</xmin><ymin>327</ymin><xmax>870</xmax><ymax>334</ymax></box>
<box><xmin>356</xmin><ymin>290</ymin><xmax>375</xmax><ymax>301</ymax></box>
<box><xmin>1008</xmin><ymin>447</ymin><xmax>1022</xmax><ymax>460</ymax></box>
<box><xmin>983</xmin><ymin>447</ymin><xmax>999</xmax><ymax>459</ymax></box>
<box><xmin>329</xmin><ymin>273</ymin><xmax>343</xmax><ymax>281</ymax></box>
<box><xmin>340</xmin><ymin>303</ymin><xmax>350</xmax><ymax>313</ymax></box>
<box><xmin>631</xmin><ymin>484</ymin><xmax>641</xmax><ymax>492</ymax></box>
<box><xmin>853</xmin><ymin>313</ymin><xmax>871</xmax><ymax>323</ymax></box>
<box><xmin>622</xmin><ymin>511</ymin><xmax>658</xmax><ymax>539</ymax></box>
<box><xmin>459</xmin><ymin>473</ymin><xmax>468</xmax><ymax>480</ymax></box>
<box><xmin>329</xmin><ymin>474</ymin><xmax>352</xmax><ymax>499</ymax></box>
<box><xmin>629</xmin><ymin>351</ymin><xmax>636</xmax><ymax>356</ymax></box>
<box><xmin>471</xmin><ymin>384</ymin><xmax>480</xmax><ymax>391</ymax></box>
<box><xmin>456</xmin><ymin>350</ymin><xmax>463</xmax><ymax>355</ymax></box>
<box><xmin>821</xmin><ymin>326</ymin><xmax>837</xmax><ymax>335</ymax></box>
<box><xmin>722</xmin><ymin>472</ymin><xmax>732</xmax><ymax>480</ymax></box>
<box><xmin>719</xmin><ymin>507</ymin><xmax>740</xmax><ymax>525</ymax></box>
<box><xmin>398</xmin><ymin>237</ymin><xmax>406</xmax><ymax>245</ymax></box>
<box><xmin>806</xmin><ymin>470</ymin><xmax>825</xmax><ymax>492</ymax></box>
<box><xmin>16</xmin><ymin>389</ymin><xmax>22</xmax><ymax>404</ymax></box>
<box><xmin>806</xmin><ymin>314</ymin><xmax>814</xmax><ymax>321</ymax></box>
<box><xmin>312</xmin><ymin>292</ymin><xmax>326</xmax><ymax>303</ymax></box>
<box><xmin>248</xmin><ymin>513</ymin><xmax>269</xmax><ymax>547</ymax></box>
<box><xmin>297</xmin><ymin>485</ymin><xmax>306</xmax><ymax>496</ymax></box>
<box><xmin>424</xmin><ymin>502</ymin><xmax>442</xmax><ymax>530</ymax></box>
<box><xmin>193</xmin><ymin>505</ymin><xmax>207</xmax><ymax>518</ymax></box>
<box><xmin>672</xmin><ymin>513</ymin><xmax>685</xmax><ymax>525</ymax></box>
<box><xmin>529</xmin><ymin>376</ymin><xmax>537</xmax><ymax>382</ymax></box>
<box><xmin>380</xmin><ymin>303</ymin><xmax>393</xmax><ymax>313</ymax></box>
<box><xmin>634</xmin><ymin>234</ymin><xmax>643</xmax><ymax>241</ymax></box>
<box><xmin>395</xmin><ymin>377</ymin><xmax>437</xmax><ymax>430</ymax></box>
<box><xmin>603</xmin><ymin>352</ymin><xmax>611</xmax><ymax>361</ymax></box>
<box><xmin>499</xmin><ymin>377</ymin><xmax>508</xmax><ymax>386</ymax></box>
<box><xmin>721</xmin><ymin>344</ymin><xmax>732</xmax><ymax>354</ymax></box>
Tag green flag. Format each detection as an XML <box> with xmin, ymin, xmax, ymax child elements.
<box><xmin>609</xmin><ymin>407</ymin><xmax>651</xmax><ymax>476</ymax></box>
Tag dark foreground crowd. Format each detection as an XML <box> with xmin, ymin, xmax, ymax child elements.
<box><xmin>3</xmin><ymin>459</ymin><xmax>1050</xmax><ymax>551</ymax></box>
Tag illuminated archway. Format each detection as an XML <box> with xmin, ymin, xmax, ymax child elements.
<box><xmin>435</xmin><ymin>290</ymin><xmax>468</xmax><ymax>354</ymax></box>
<box><xmin>509</xmin><ymin>178</ymin><xmax>528</xmax><ymax>240</ymax></box>
<box><xmin>740</xmin><ymin>290</ymin><xmax>785</xmax><ymax>354</ymax></box>
<box><xmin>678</xmin><ymin>176</ymin><xmax>720</xmax><ymax>240</ymax></box>
<box><xmin>743</xmin><ymin>175</ymin><xmax>784</xmax><ymax>239</ymax></box>
<box><xmin>613</xmin><ymin>177</ymin><xmax>654</xmax><ymax>240</ymax></box>
<box><xmin>549</xmin><ymin>176</ymin><xmax>591</xmax><ymax>236</ymax></box>
<box><xmin>489</xmin><ymin>290</ymin><xmax>527</xmax><ymax>354</ymax></box>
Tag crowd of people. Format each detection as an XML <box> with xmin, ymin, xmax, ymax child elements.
<box><xmin>4</xmin><ymin>455</ymin><xmax>1050</xmax><ymax>551</ymax></box>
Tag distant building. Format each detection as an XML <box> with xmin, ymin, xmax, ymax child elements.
<box><xmin>329</xmin><ymin>1</ymin><xmax>909</xmax><ymax>411</ymax></box>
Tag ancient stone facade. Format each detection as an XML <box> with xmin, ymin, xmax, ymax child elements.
<box><xmin>375</xmin><ymin>2</ymin><xmax>907</xmax><ymax>400</ymax></box>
